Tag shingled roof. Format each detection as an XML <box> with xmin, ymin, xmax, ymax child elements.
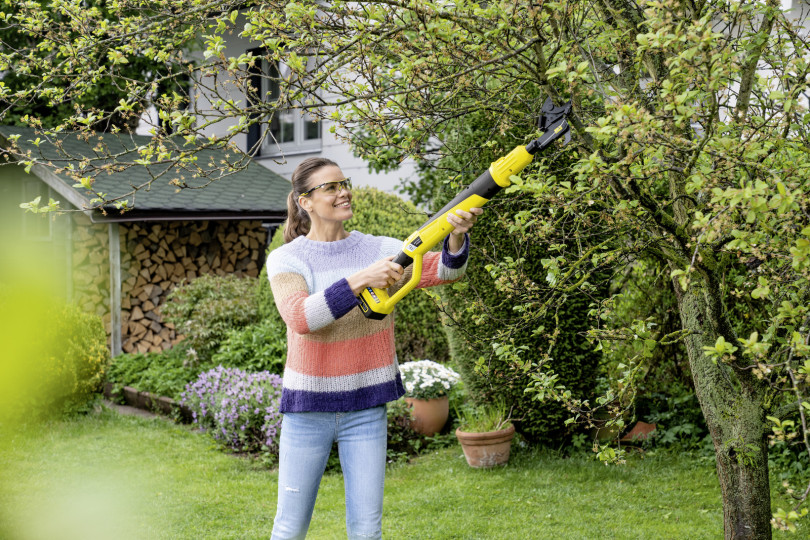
<box><xmin>0</xmin><ymin>125</ymin><xmax>290</xmax><ymax>223</ymax></box>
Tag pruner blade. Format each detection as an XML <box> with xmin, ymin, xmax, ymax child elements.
<box><xmin>525</xmin><ymin>97</ymin><xmax>574</xmax><ymax>155</ymax></box>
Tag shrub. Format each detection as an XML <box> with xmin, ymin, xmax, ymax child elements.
<box><xmin>47</xmin><ymin>304</ymin><xmax>110</xmax><ymax>416</ymax></box>
<box><xmin>386</xmin><ymin>398</ymin><xmax>429</xmax><ymax>463</ymax></box>
<box><xmin>163</xmin><ymin>274</ymin><xmax>260</xmax><ymax>364</ymax></box>
<box><xmin>257</xmin><ymin>187</ymin><xmax>450</xmax><ymax>362</ymax></box>
<box><xmin>211</xmin><ymin>317</ymin><xmax>287</xmax><ymax>375</ymax></box>
<box><xmin>596</xmin><ymin>260</ymin><xmax>693</xmax><ymax>412</ymax></box>
<box><xmin>385</xmin><ymin>398</ymin><xmax>458</xmax><ymax>465</ymax></box>
<box><xmin>440</xmin><ymin>188</ymin><xmax>605</xmax><ymax>446</ymax></box>
<box><xmin>106</xmin><ymin>318</ymin><xmax>286</xmax><ymax>400</ymax></box>
<box><xmin>2</xmin><ymin>302</ymin><xmax>110</xmax><ymax>424</ymax></box>
<box><xmin>404</xmin><ymin>111</ymin><xmax>605</xmax><ymax>445</ymax></box>
<box><xmin>180</xmin><ymin>366</ymin><xmax>283</xmax><ymax>455</ymax></box>
<box><xmin>640</xmin><ymin>389</ymin><xmax>710</xmax><ymax>451</ymax></box>
<box><xmin>106</xmin><ymin>344</ymin><xmax>198</xmax><ymax>400</ymax></box>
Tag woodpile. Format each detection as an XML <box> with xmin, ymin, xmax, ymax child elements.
<box><xmin>69</xmin><ymin>215</ymin><xmax>268</xmax><ymax>355</ymax></box>
<box><xmin>121</xmin><ymin>220</ymin><xmax>267</xmax><ymax>354</ymax></box>
<box><xmin>71</xmin><ymin>213</ymin><xmax>111</xmax><ymax>321</ymax></box>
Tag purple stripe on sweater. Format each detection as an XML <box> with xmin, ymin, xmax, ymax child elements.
<box><xmin>441</xmin><ymin>234</ymin><xmax>470</xmax><ymax>269</ymax></box>
<box><xmin>323</xmin><ymin>278</ymin><xmax>359</xmax><ymax>319</ymax></box>
<box><xmin>280</xmin><ymin>376</ymin><xmax>405</xmax><ymax>413</ymax></box>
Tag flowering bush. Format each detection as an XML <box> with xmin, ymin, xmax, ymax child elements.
<box><xmin>399</xmin><ymin>360</ymin><xmax>460</xmax><ymax>400</ymax></box>
<box><xmin>181</xmin><ymin>366</ymin><xmax>283</xmax><ymax>455</ymax></box>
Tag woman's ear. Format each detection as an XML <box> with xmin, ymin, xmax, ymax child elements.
<box><xmin>297</xmin><ymin>195</ymin><xmax>309</xmax><ymax>212</ymax></box>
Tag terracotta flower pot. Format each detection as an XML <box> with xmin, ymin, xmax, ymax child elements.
<box><xmin>405</xmin><ymin>396</ymin><xmax>449</xmax><ymax>436</ymax></box>
<box><xmin>455</xmin><ymin>424</ymin><xmax>515</xmax><ymax>468</ymax></box>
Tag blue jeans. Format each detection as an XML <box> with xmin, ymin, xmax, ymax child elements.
<box><xmin>271</xmin><ymin>406</ymin><xmax>387</xmax><ymax>539</ymax></box>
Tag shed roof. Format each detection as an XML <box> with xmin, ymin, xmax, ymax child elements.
<box><xmin>0</xmin><ymin>125</ymin><xmax>290</xmax><ymax>223</ymax></box>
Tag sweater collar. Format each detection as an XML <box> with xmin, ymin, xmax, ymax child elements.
<box><xmin>291</xmin><ymin>230</ymin><xmax>364</xmax><ymax>254</ymax></box>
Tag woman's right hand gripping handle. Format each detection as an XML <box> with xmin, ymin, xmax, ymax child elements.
<box><xmin>347</xmin><ymin>256</ymin><xmax>404</xmax><ymax>296</ymax></box>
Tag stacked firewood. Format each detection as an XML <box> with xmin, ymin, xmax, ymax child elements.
<box><xmin>72</xmin><ymin>213</ymin><xmax>111</xmax><ymax>323</ymax></box>
<box><xmin>68</xmin><ymin>215</ymin><xmax>268</xmax><ymax>354</ymax></box>
<box><xmin>120</xmin><ymin>220</ymin><xmax>267</xmax><ymax>354</ymax></box>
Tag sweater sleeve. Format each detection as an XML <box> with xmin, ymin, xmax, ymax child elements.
<box><xmin>409</xmin><ymin>233</ymin><xmax>469</xmax><ymax>289</ymax></box>
<box><xmin>266</xmin><ymin>252</ymin><xmax>358</xmax><ymax>334</ymax></box>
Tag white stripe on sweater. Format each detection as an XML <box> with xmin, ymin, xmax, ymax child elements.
<box><xmin>282</xmin><ymin>364</ymin><xmax>399</xmax><ymax>393</ymax></box>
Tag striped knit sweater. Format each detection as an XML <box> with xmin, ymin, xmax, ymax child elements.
<box><xmin>266</xmin><ymin>230</ymin><xmax>469</xmax><ymax>413</ymax></box>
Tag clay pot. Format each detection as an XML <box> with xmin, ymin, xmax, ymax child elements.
<box><xmin>455</xmin><ymin>424</ymin><xmax>515</xmax><ymax>468</ymax></box>
<box><xmin>620</xmin><ymin>421</ymin><xmax>657</xmax><ymax>443</ymax></box>
<box><xmin>405</xmin><ymin>396</ymin><xmax>449</xmax><ymax>436</ymax></box>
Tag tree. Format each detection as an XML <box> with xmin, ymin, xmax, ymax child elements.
<box><xmin>0</xmin><ymin>0</ymin><xmax>196</xmax><ymax>131</ymax></box>
<box><xmin>0</xmin><ymin>0</ymin><xmax>212</xmax><ymax>212</ymax></box>
<box><xmin>4</xmin><ymin>0</ymin><xmax>810</xmax><ymax>537</ymax></box>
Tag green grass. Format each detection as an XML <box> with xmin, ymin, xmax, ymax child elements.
<box><xmin>0</xmin><ymin>407</ymin><xmax>798</xmax><ymax>539</ymax></box>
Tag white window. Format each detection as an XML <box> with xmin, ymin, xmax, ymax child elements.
<box><xmin>262</xmin><ymin>60</ymin><xmax>322</xmax><ymax>156</ymax></box>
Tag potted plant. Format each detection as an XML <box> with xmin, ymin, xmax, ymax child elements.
<box><xmin>398</xmin><ymin>359</ymin><xmax>461</xmax><ymax>436</ymax></box>
<box><xmin>455</xmin><ymin>402</ymin><xmax>515</xmax><ymax>468</ymax></box>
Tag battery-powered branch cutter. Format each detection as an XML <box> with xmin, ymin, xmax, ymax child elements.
<box><xmin>357</xmin><ymin>98</ymin><xmax>573</xmax><ymax>320</ymax></box>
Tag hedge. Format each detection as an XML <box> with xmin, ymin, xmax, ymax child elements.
<box><xmin>441</xmin><ymin>190</ymin><xmax>606</xmax><ymax>445</ymax></box>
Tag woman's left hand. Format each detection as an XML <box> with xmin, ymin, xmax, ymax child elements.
<box><xmin>447</xmin><ymin>207</ymin><xmax>483</xmax><ymax>253</ymax></box>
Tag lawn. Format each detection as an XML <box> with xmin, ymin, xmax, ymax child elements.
<box><xmin>0</xmin><ymin>406</ymin><xmax>797</xmax><ymax>539</ymax></box>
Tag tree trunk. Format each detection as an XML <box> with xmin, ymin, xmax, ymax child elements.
<box><xmin>673</xmin><ymin>280</ymin><xmax>772</xmax><ymax>539</ymax></box>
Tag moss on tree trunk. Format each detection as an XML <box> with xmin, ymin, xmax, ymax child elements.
<box><xmin>675</xmin><ymin>281</ymin><xmax>772</xmax><ymax>539</ymax></box>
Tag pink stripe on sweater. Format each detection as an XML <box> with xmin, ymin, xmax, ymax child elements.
<box><xmin>278</xmin><ymin>290</ymin><xmax>311</xmax><ymax>334</ymax></box>
<box><xmin>286</xmin><ymin>329</ymin><xmax>396</xmax><ymax>377</ymax></box>
<box><xmin>417</xmin><ymin>252</ymin><xmax>453</xmax><ymax>288</ymax></box>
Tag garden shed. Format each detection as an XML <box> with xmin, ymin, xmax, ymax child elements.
<box><xmin>0</xmin><ymin>126</ymin><xmax>290</xmax><ymax>356</ymax></box>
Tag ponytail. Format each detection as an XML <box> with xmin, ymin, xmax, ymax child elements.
<box><xmin>283</xmin><ymin>190</ymin><xmax>311</xmax><ymax>243</ymax></box>
<box><xmin>282</xmin><ymin>157</ymin><xmax>338</xmax><ymax>243</ymax></box>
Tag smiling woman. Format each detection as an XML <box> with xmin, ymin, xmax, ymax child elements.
<box><xmin>294</xmin><ymin>165</ymin><xmax>355</xmax><ymax>242</ymax></box>
<box><xmin>265</xmin><ymin>157</ymin><xmax>482</xmax><ymax>539</ymax></box>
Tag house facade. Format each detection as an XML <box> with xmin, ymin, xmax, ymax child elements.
<box><xmin>171</xmin><ymin>14</ymin><xmax>419</xmax><ymax>195</ymax></box>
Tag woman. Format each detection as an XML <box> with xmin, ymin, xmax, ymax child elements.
<box><xmin>266</xmin><ymin>157</ymin><xmax>481</xmax><ymax>539</ymax></box>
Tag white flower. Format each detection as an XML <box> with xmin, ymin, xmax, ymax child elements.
<box><xmin>399</xmin><ymin>359</ymin><xmax>461</xmax><ymax>399</ymax></box>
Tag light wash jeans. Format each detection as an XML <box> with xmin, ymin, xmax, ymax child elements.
<box><xmin>270</xmin><ymin>406</ymin><xmax>387</xmax><ymax>540</ymax></box>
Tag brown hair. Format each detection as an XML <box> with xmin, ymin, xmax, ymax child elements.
<box><xmin>283</xmin><ymin>157</ymin><xmax>339</xmax><ymax>243</ymax></box>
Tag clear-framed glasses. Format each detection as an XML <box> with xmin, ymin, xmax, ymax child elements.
<box><xmin>300</xmin><ymin>178</ymin><xmax>352</xmax><ymax>198</ymax></box>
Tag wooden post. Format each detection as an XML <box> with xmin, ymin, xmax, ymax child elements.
<box><xmin>109</xmin><ymin>222</ymin><xmax>122</xmax><ymax>357</ymax></box>
<box><xmin>65</xmin><ymin>213</ymin><xmax>74</xmax><ymax>303</ymax></box>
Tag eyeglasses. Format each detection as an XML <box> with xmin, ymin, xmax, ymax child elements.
<box><xmin>299</xmin><ymin>178</ymin><xmax>352</xmax><ymax>198</ymax></box>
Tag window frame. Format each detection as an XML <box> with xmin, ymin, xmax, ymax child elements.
<box><xmin>260</xmin><ymin>58</ymin><xmax>323</xmax><ymax>157</ymax></box>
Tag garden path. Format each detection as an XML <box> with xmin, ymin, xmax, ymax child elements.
<box><xmin>102</xmin><ymin>399</ymin><xmax>158</xmax><ymax>420</ymax></box>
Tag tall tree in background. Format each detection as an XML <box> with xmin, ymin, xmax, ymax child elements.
<box><xmin>3</xmin><ymin>0</ymin><xmax>810</xmax><ymax>537</ymax></box>
<box><xmin>0</xmin><ymin>0</ymin><xmax>198</xmax><ymax>132</ymax></box>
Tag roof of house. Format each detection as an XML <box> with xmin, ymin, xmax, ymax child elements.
<box><xmin>0</xmin><ymin>125</ymin><xmax>291</xmax><ymax>223</ymax></box>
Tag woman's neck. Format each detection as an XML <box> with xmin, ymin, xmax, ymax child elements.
<box><xmin>306</xmin><ymin>222</ymin><xmax>349</xmax><ymax>242</ymax></box>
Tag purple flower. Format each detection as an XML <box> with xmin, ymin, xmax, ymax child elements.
<box><xmin>180</xmin><ymin>366</ymin><xmax>284</xmax><ymax>454</ymax></box>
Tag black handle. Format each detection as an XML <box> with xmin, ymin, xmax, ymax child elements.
<box><xmin>392</xmin><ymin>251</ymin><xmax>414</xmax><ymax>269</ymax></box>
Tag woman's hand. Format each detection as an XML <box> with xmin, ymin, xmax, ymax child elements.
<box><xmin>447</xmin><ymin>207</ymin><xmax>483</xmax><ymax>253</ymax></box>
<box><xmin>347</xmin><ymin>256</ymin><xmax>405</xmax><ymax>295</ymax></box>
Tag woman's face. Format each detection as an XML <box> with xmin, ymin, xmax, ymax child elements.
<box><xmin>299</xmin><ymin>165</ymin><xmax>353</xmax><ymax>223</ymax></box>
